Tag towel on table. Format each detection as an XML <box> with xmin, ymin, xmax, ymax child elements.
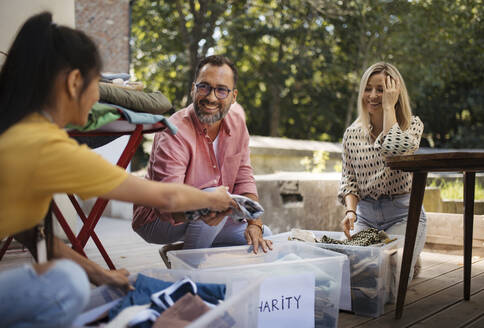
<box><xmin>116</xmin><ymin>106</ymin><xmax>177</xmax><ymax>135</ymax></box>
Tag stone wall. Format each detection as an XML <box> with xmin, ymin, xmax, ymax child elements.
<box><xmin>255</xmin><ymin>172</ymin><xmax>345</xmax><ymax>234</ymax></box>
<box><xmin>255</xmin><ymin>172</ymin><xmax>484</xmax><ymax>248</ymax></box>
<box><xmin>426</xmin><ymin>212</ymin><xmax>484</xmax><ymax>247</ymax></box>
<box><xmin>249</xmin><ymin>135</ymin><xmax>342</xmax><ymax>174</ymax></box>
<box><xmin>75</xmin><ymin>0</ymin><xmax>130</xmax><ymax>73</ymax></box>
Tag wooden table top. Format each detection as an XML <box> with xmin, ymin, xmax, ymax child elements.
<box><xmin>386</xmin><ymin>151</ymin><xmax>484</xmax><ymax>172</ymax></box>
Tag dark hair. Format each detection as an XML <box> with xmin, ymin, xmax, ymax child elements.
<box><xmin>194</xmin><ymin>55</ymin><xmax>238</xmax><ymax>88</ymax></box>
<box><xmin>0</xmin><ymin>12</ymin><xmax>102</xmax><ymax>134</ymax></box>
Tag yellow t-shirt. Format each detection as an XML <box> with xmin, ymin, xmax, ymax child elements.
<box><xmin>0</xmin><ymin>113</ymin><xmax>129</xmax><ymax>238</ymax></box>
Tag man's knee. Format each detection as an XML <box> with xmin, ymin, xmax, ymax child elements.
<box><xmin>134</xmin><ymin>224</ymin><xmax>184</xmax><ymax>245</ymax></box>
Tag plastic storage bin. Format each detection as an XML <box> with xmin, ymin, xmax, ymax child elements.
<box><xmin>75</xmin><ymin>268</ymin><xmax>263</xmax><ymax>328</ymax></box>
<box><xmin>268</xmin><ymin>230</ymin><xmax>402</xmax><ymax>318</ymax></box>
<box><xmin>168</xmin><ymin>241</ymin><xmax>347</xmax><ymax>327</ymax></box>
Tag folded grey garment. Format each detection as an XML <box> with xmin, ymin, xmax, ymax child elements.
<box><xmin>230</xmin><ymin>194</ymin><xmax>264</xmax><ymax>222</ymax></box>
<box><xmin>99</xmin><ymin>82</ymin><xmax>173</xmax><ymax>115</ymax></box>
<box><xmin>101</xmin><ymin>72</ymin><xmax>130</xmax><ymax>81</ymax></box>
<box><xmin>184</xmin><ymin>189</ymin><xmax>264</xmax><ymax>222</ymax></box>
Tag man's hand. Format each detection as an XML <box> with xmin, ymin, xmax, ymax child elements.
<box><xmin>245</xmin><ymin>224</ymin><xmax>273</xmax><ymax>254</ymax></box>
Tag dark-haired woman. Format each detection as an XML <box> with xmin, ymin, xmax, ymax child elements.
<box><xmin>0</xmin><ymin>12</ymin><xmax>234</xmax><ymax>327</ymax></box>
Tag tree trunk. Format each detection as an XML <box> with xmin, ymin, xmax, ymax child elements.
<box><xmin>345</xmin><ymin>90</ymin><xmax>357</xmax><ymax>128</ymax></box>
<box><xmin>269</xmin><ymin>84</ymin><xmax>281</xmax><ymax>137</ymax></box>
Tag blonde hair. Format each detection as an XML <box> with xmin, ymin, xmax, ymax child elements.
<box><xmin>356</xmin><ymin>62</ymin><xmax>412</xmax><ymax>134</ymax></box>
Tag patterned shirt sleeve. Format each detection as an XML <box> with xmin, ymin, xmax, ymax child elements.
<box><xmin>374</xmin><ymin>116</ymin><xmax>424</xmax><ymax>156</ymax></box>
<box><xmin>338</xmin><ymin>129</ymin><xmax>360</xmax><ymax>205</ymax></box>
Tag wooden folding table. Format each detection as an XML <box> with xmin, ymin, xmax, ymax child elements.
<box><xmin>386</xmin><ymin>151</ymin><xmax>484</xmax><ymax>319</ymax></box>
<box><xmin>52</xmin><ymin>118</ymin><xmax>167</xmax><ymax>269</ymax></box>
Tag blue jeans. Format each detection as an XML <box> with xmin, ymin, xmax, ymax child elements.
<box><xmin>135</xmin><ymin>216</ymin><xmax>272</xmax><ymax>249</ymax></box>
<box><xmin>0</xmin><ymin>259</ymin><xmax>90</xmax><ymax>328</ymax></box>
<box><xmin>355</xmin><ymin>193</ymin><xmax>427</xmax><ymax>280</ymax></box>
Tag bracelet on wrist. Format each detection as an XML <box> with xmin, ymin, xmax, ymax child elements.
<box><xmin>248</xmin><ymin>221</ymin><xmax>264</xmax><ymax>234</ymax></box>
<box><xmin>345</xmin><ymin>209</ymin><xmax>357</xmax><ymax>217</ymax></box>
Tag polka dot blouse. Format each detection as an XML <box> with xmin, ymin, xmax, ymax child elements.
<box><xmin>338</xmin><ymin>116</ymin><xmax>424</xmax><ymax>205</ymax></box>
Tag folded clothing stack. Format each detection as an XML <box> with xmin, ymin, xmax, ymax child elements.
<box><xmin>99</xmin><ymin>82</ymin><xmax>173</xmax><ymax>116</ymax></box>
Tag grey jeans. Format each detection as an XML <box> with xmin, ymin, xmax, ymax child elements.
<box><xmin>354</xmin><ymin>193</ymin><xmax>427</xmax><ymax>280</ymax></box>
<box><xmin>135</xmin><ymin>216</ymin><xmax>272</xmax><ymax>249</ymax></box>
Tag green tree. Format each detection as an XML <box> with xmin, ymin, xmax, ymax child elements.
<box><xmin>131</xmin><ymin>0</ymin><xmax>235</xmax><ymax>107</ymax></box>
<box><xmin>130</xmin><ymin>0</ymin><xmax>484</xmax><ymax>148</ymax></box>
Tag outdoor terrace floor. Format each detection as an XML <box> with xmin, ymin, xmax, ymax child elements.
<box><xmin>1</xmin><ymin>217</ymin><xmax>484</xmax><ymax>327</ymax></box>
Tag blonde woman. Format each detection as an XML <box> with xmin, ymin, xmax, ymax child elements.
<box><xmin>338</xmin><ymin>62</ymin><xmax>426</xmax><ymax>279</ymax></box>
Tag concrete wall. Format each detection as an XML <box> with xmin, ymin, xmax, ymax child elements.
<box><xmin>0</xmin><ymin>0</ymin><xmax>77</xmax><ymax>239</ymax></box>
<box><xmin>255</xmin><ymin>172</ymin><xmax>345</xmax><ymax>234</ymax></box>
<box><xmin>256</xmin><ymin>172</ymin><xmax>484</xmax><ymax>248</ymax></box>
<box><xmin>0</xmin><ymin>0</ymin><xmax>75</xmax><ymax>54</ymax></box>
<box><xmin>426</xmin><ymin>212</ymin><xmax>484</xmax><ymax>248</ymax></box>
<box><xmin>250</xmin><ymin>135</ymin><xmax>342</xmax><ymax>174</ymax></box>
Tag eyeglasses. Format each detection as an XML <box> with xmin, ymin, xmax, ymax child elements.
<box><xmin>195</xmin><ymin>82</ymin><xmax>232</xmax><ymax>100</ymax></box>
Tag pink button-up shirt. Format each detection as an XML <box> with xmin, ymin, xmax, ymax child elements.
<box><xmin>132</xmin><ymin>103</ymin><xmax>257</xmax><ymax>229</ymax></box>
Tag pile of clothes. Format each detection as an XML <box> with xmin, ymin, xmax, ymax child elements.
<box><xmin>286</xmin><ymin>228</ymin><xmax>400</xmax><ymax>317</ymax></box>
<box><xmin>67</xmin><ymin>72</ymin><xmax>177</xmax><ymax>148</ymax></box>
<box><xmin>320</xmin><ymin>228</ymin><xmax>396</xmax><ymax>247</ymax></box>
<box><xmin>88</xmin><ymin>274</ymin><xmax>230</xmax><ymax>328</ymax></box>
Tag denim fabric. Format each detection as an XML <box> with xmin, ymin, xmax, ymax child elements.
<box><xmin>354</xmin><ymin>193</ymin><xmax>427</xmax><ymax>279</ymax></box>
<box><xmin>108</xmin><ymin>274</ymin><xmax>226</xmax><ymax>320</ymax></box>
<box><xmin>0</xmin><ymin>259</ymin><xmax>90</xmax><ymax>328</ymax></box>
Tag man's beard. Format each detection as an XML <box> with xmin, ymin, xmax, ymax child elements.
<box><xmin>194</xmin><ymin>99</ymin><xmax>231</xmax><ymax>124</ymax></box>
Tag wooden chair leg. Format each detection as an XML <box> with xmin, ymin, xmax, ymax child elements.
<box><xmin>395</xmin><ymin>171</ymin><xmax>427</xmax><ymax>319</ymax></box>
<box><xmin>0</xmin><ymin>236</ymin><xmax>13</xmax><ymax>261</ymax></box>
<box><xmin>463</xmin><ymin>171</ymin><xmax>475</xmax><ymax>300</ymax></box>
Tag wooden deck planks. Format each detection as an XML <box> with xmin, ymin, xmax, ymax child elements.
<box><xmin>465</xmin><ymin>314</ymin><xmax>484</xmax><ymax>328</ymax></box>
<box><xmin>351</xmin><ymin>264</ymin><xmax>484</xmax><ymax>328</ymax></box>
<box><xmin>412</xmin><ymin>289</ymin><xmax>484</xmax><ymax>328</ymax></box>
<box><xmin>3</xmin><ymin>218</ymin><xmax>484</xmax><ymax>328</ymax></box>
<box><xmin>339</xmin><ymin>254</ymin><xmax>484</xmax><ymax>327</ymax></box>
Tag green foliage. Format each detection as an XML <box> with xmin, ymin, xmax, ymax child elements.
<box><xmin>301</xmin><ymin>150</ymin><xmax>329</xmax><ymax>173</ymax></box>
<box><xmin>131</xmin><ymin>0</ymin><xmax>484</xmax><ymax>147</ymax></box>
<box><xmin>428</xmin><ymin>178</ymin><xmax>484</xmax><ymax>200</ymax></box>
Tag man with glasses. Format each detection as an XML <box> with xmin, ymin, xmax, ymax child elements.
<box><xmin>132</xmin><ymin>55</ymin><xmax>272</xmax><ymax>256</ymax></box>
